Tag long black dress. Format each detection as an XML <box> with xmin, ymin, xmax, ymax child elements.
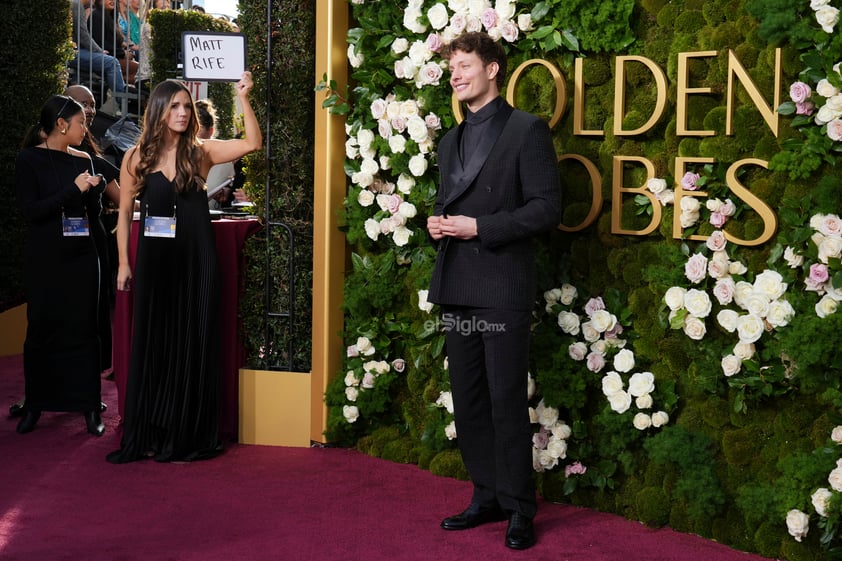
<box><xmin>107</xmin><ymin>171</ymin><xmax>223</xmax><ymax>463</ymax></box>
<box><xmin>15</xmin><ymin>147</ymin><xmax>107</xmax><ymax>413</ymax></box>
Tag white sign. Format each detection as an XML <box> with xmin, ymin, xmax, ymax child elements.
<box><xmin>181</xmin><ymin>31</ymin><xmax>246</xmax><ymax>82</ymax></box>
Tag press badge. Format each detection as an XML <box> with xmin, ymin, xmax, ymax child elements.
<box><xmin>144</xmin><ymin>216</ymin><xmax>177</xmax><ymax>238</ymax></box>
<box><xmin>62</xmin><ymin>216</ymin><xmax>90</xmax><ymax>237</ymax></box>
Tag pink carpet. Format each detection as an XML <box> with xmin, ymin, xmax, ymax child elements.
<box><xmin>0</xmin><ymin>354</ymin><xmax>775</xmax><ymax>561</ymax></box>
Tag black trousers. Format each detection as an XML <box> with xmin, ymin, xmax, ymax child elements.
<box><xmin>442</xmin><ymin>306</ymin><xmax>536</xmax><ymax>518</ymax></box>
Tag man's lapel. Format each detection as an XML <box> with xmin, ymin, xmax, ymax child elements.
<box><xmin>444</xmin><ymin>103</ymin><xmax>513</xmax><ymax>208</ymax></box>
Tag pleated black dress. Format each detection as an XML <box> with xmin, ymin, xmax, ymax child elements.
<box><xmin>107</xmin><ymin>171</ymin><xmax>223</xmax><ymax>463</ymax></box>
<box><xmin>15</xmin><ymin>147</ymin><xmax>107</xmax><ymax>413</ymax></box>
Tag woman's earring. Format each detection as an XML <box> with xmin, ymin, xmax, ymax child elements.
<box><xmin>61</xmin><ymin>129</ymin><xmax>67</xmax><ymax>134</ymax></box>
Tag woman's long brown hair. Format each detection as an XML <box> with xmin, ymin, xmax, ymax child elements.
<box><xmin>134</xmin><ymin>79</ymin><xmax>204</xmax><ymax>194</ymax></box>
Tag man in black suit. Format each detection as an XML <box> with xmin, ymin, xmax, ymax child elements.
<box><xmin>427</xmin><ymin>32</ymin><xmax>562</xmax><ymax>550</ymax></box>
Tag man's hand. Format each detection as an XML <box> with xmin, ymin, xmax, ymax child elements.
<box><xmin>438</xmin><ymin>215</ymin><xmax>478</xmax><ymax>240</ymax></box>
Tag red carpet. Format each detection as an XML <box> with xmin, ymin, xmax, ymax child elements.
<box><xmin>0</xmin><ymin>354</ymin><xmax>775</xmax><ymax>561</ymax></box>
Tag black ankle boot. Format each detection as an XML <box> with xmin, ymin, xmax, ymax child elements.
<box><xmin>16</xmin><ymin>410</ymin><xmax>40</xmax><ymax>434</ymax></box>
<box><xmin>84</xmin><ymin>410</ymin><xmax>105</xmax><ymax>437</ymax></box>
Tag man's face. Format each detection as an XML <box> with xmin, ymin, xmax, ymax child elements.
<box><xmin>448</xmin><ymin>49</ymin><xmax>499</xmax><ymax>112</ymax></box>
<box><xmin>68</xmin><ymin>89</ymin><xmax>97</xmax><ymax>127</ymax></box>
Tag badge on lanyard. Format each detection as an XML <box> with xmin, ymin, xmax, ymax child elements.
<box><xmin>62</xmin><ymin>213</ymin><xmax>90</xmax><ymax>237</ymax></box>
<box><xmin>144</xmin><ymin>204</ymin><xmax>177</xmax><ymax>238</ymax></box>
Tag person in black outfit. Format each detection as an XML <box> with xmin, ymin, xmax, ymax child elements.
<box><xmin>426</xmin><ymin>32</ymin><xmax>562</xmax><ymax>550</ymax></box>
<box><xmin>14</xmin><ymin>95</ymin><xmax>110</xmax><ymax>436</ymax></box>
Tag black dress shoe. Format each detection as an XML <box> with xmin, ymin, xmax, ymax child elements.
<box><xmin>505</xmin><ymin>512</ymin><xmax>536</xmax><ymax>550</ymax></box>
<box><xmin>84</xmin><ymin>411</ymin><xmax>105</xmax><ymax>437</ymax></box>
<box><xmin>441</xmin><ymin>503</ymin><xmax>507</xmax><ymax>531</ymax></box>
<box><xmin>16</xmin><ymin>410</ymin><xmax>40</xmax><ymax>434</ymax></box>
<box><xmin>9</xmin><ymin>400</ymin><xmax>25</xmax><ymax>418</ymax></box>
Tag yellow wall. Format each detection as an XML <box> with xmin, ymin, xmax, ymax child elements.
<box><xmin>0</xmin><ymin>304</ymin><xmax>26</xmax><ymax>357</ymax></box>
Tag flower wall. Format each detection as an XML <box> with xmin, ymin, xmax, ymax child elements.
<box><xmin>321</xmin><ymin>1</ymin><xmax>842</xmax><ymax>559</ymax></box>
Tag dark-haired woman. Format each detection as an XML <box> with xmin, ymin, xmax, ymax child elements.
<box><xmin>15</xmin><ymin>95</ymin><xmax>109</xmax><ymax>436</ymax></box>
<box><xmin>107</xmin><ymin>73</ymin><xmax>261</xmax><ymax>463</ymax></box>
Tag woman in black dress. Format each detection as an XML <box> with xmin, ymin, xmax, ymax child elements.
<box><xmin>107</xmin><ymin>74</ymin><xmax>261</xmax><ymax>463</ymax></box>
<box><xmin>15</xmin><ymin>94</ymin><xmax>109</xmax><ymax>436</ymax></box>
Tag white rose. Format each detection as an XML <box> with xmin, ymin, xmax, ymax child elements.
<box><xmin>517</xmin><ymin>12</ymin><xmax>533</xmax><ymax>30</ymax></box>
<box><xmin>392</xmin><ymin>225</ymin><xmax>413</xmax><ymax>246</ymax></box>
<box><xmin>538</xmin><ymin>449</ymin><xmax>559</xmax><ymax>471</ymax></box>
<box><xmin>633</xmin><ymin>413</ymin><xmax>652</xmax><ymax>430</ymax></box>
<box><xmin>351</xmin><ymin>170</ymin><xmax>374</xmax><ymax>188</ymax></box>
<box><xmin>557</xmin><ymin>311</ymin><xmax>581</xmax><ymax>335</ymax></box>
<box><xmin>651</xmin><ymin>411</ymin><xmax>670</xmax><ymax>427</ymax></box>
<box><xmin>581</xmin><ymin>321</ymin><xmax>601</xmax><ymax>342</ymax></box>
<box><xmin>736</xmin><ymin>313</ymin><xmax>765</xmax><ymax>344</ymax></box>
<box><xmin>607</xmin><ymin>390</ymin><xmax>632</xmax><ymax>414</ymax></box>
<box><xmin>636</xmin><ymin>393</ymin><xmax>653</xmax><ymax>409</ymax></box>
<box><xmin>816</xmin><ymin>5</ymin><xmax>840</xmax><ymax>33</ymax></box>
<box><xmin>547</xmin><ymin>437</ymin><xmax>568</xmax><ymax>459</ymax></box>
<box><xmin>627</xmin><ymin>371</ymin><xmax>655</xmax><ymax>397</ymax></box>
<box><xmin>829</xmin><ymin>466</ymin><xmax>842</xmax><ymax>492</ymax></box>
<box><xmin>357</xmin><ymin>189</ymin><xmax>375</xmax><ymax>207</ymax></box>
<box><xmin>387</xmin><ymin>134</ymin><xmax>407</xmax><ymax>154</ymax></box>
<box><xmin>444</xmin><ymin>420</ymin><xmax>457</xmax><ymax>440</ymax></box>
<box><xmin>356</xmin><ymin>336</ymin><xmax>375</xmax><ymax>356</ymax></box>
<box><xmin>812</xmin><ymin>0</ymin><xmax>831</xmax><ymax>9</ymax></box>
<box><xmin>816</xmin><ymin>294</ymin><xmax>838</xmax><ymax>318</ymax></box>
<box><xmin>347</xmin><ymin>44</ymin><xmax>364</xmax><ymax>68</ymax></box>
<box><xmin>664</xmin><ymin>286</ymin><xmax>687</xmax><ymax>311</ymax></box>
<box><xmin>743</xmin><ymin>291</ymin><xmax>771</xmax><ymax>318</ymax></box>
<box><xmin>601</xmin><ymin>371</ymin><xmax>624</xmax><ymax>396</ymax></box>
<box><xmin>398</xmin><ymin>202</ymin><xmax>417</xmax><ymax>219</ymax></box>
<box><xmin>551</xmin><ymin>422</ymin><xmax>572</xmax><ymax>440</ymax></box>
<box><xmin>417</xmin><ymin>289</ymin><xmax>434</xmax><ymax>313</ymax></box>
<box><xmin>590</xmin><ymin>309</ymin><xmax>617</xmax><ymax>333</ymax></box>
<box><xmin>816</xmin><ymin>103</ymin><xmax>841</xmax><ymax>125</ymax></box>
<box><xmin>403</xmin><ymin>8</ymin><xmax>427</xmax><ymax>34</ymax></box>
<box><xmin>716</xmin><ymin>309</ymin><xmax>739</xmax><ymax>332</ymax></box>
<box><xmin>733</xmin><ymin>281</ymin><xmax>755</xmax><ymax>308</ymax></box>
<box><xmin>344</xmin><ymin>370</ymin><xmax>358</xmax><ymax>387</ymax></box>
<box><xmin>707</xmin><ymin>253</ymin><xmax>731</xmax><ymax>279</ymax></box>
<box><xmin>753</xmin><ymin>270</ymin><xmax>787</xmax><ymax>300</ymax></box>
<box><xmin>811</xmin><ymin>487</ymin><xmax>832</xmax><ymax>517</ymax></box>
<box><xmin>568</xmin><ymin>341</ymin><xmax>588</xmax><ymax>361</ymax></box>
<box><xmin>345</xmin><ymin>386</ymin><xmax>359</xmax><ymax>401</ymax></box>
<box><xmin>345</xmin><ymin>138</ymin><xmax>359</xmax><ymax>160</ymax></box>
<box><xmin>435</xmin><ymin>390</ymin><xmax>454</xmax><ymax>413</ymax></box>
<box><xmin>832</xmin><ymin>426</ymin><xmax>842</xmax><ymax>444</ymax></box>
<box><xmin>818</xmin><ymin>236</ymin><xmax>842</xmax><ymax>263</ymax></box>
<box><xmin>733</xmin><ymin>341</ymin><xmax>755</xmax><ymax>360</ymax></box>
<box><xmin>536</xmin><ymin>400</ymin><xmax>559</xmax><ymax>428</ymax></box>
<box><xmin>766</xmin><ymin>299</ymin><xmax>795</xmax><ymax>328</ymax></box>
<box><xmin>783</xmin><ymin>246</ymin><xmax>803</xmax><ymax>268</ymax></box>
<box><xmin>613</xmin><ymin>348</ymin><xmax>636</xmax><ymax>373</ymax></box>
<box><xmin>682</xmin><ymin>316</ymin><xmax>707</xmax><ymax>340</ymax></box>
<box><xmin>427</xmin><ymin>3</ymin><xmax>450</xmax><ymax>29</ymax></box>
<box><xmin>343</xmin><ymin>405</ymin><xmax>360</xmax><ymax>423</ymax></box>
<box><xmin>396</xmin><ymin>173</ymin><xmax>415</xmax><ymax>194</ymax></box>
<box><xmin>706</xmin><ymin>230</ymin><xmax>728</xmax><ymax>252</ymax></box>
<box><xmin>817</xmin><ymin>78</ymin><xmax>840</xmax><ymax>98</ymax></box>
<box><xmin>408</xmin><ymin>153</ymin><xmax>428</xmax><ymax>177</ymax></box>
<box><xmin>364</xmin><ymin>218</ymin><xmax>380</xmax><ymax>241</ymax></box>
<box><xmin>406</xmin><ymin>115</ymin><xmax>429</xmax><ymax>143</ymax></box>
<box><xmin>729</xmin><ymin>261</ymin><xmax>748</xmax><ymax>275</ymax></box>
<box><xmin>647</xmin><ymin>177</ymin><xmax>667</xmax><ymax>194</ymax></box>
<box><xmin>684</xmin><ymin>289</ymin><xmax>713</xmax><ymax>318</ymax></box>
<box><xmin>391</xmin><ymin>37</ymin><xmax>409</xmax><ymax>55</ymax></box>
<box><xmin>721</xmin><ymin>354</ymin><xmax>742</xmax><ymax>377</ymax></box>
<box><xmin>785</xmin><ymin>509</ymin><xmax>810</xmax><ymax>542</ymax></box>
<box><xmin>560</xmin><ymin>283</ymin><xmax>578</xmax><ymax>305</ymax></box>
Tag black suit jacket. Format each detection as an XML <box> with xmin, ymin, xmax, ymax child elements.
<box><xmin>428</xmin><ymin>100</ymin><xmax>562</xmax><ymax>311</ymax></box>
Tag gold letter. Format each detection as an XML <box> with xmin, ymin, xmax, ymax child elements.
<box><xmin>613</xmin><ymin>56</ymin><xmax>668</xmax><ymax>136</ymax></box>
<box><xmin>557</xmin><ymin>154</ymin><xmax>603</xmax><ymax>232</ymax></box>
<box><xmin>573</xmin><ymin>58</ymin><xmax>602</xmax><ymax>136</ymax></box>
<box><xmin>726</xmin><ymin>49</ymin><xmax>781</xmax><ymax>136</ymax></box>
<box><xmin>611</xmin><ymin>156</ymin><xmax>662</xmax><ymax>236</ymax></box>
<box><xmin>505</xmin><ymin>58</ymin><xmax>567</xmax><ymax>129</ymax></box>
<box><xmin>722</xmin><ymin>159</ymin><xmax>777</xmax><ymax>246</ymax></box>
<box><xmin>676</xmin><ymin>51</ymin><xmax>717</xmax><ymax>136</ymax></box>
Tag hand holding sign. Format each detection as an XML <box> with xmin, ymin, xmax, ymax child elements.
<box><xmin>235</xmin><ymin>71</ymin><xmax>254</xmax><ymax>98</ymax></box>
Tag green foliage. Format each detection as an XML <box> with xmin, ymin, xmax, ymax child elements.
<box><xmin>0</xmin><ymin>0</ymin><xmax>75</xmax><ymax>310</ymax></box>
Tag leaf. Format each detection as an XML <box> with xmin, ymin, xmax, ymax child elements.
<box><xmin>530</xmin><ymin>25</ymin><xmax>556</xmax><ymax>40</ymax></box>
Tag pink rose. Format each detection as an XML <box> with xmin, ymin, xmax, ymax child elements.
<box><xmin>584</xmin><ymin>296</ymin><xmax>606</xmax><ymax>316</ymax></box>
<box><xmin>481</xmin><ymin>8</ymin><xmax>498</xmax><ymax>30</ymax></box>
<box><xmin>425</xmin><ymin>33</ymin><xmax>444</xmax><ymax>53</ymax></box>
<box><xmin>586</xmin><ymin>352</ymin><xmax>606</xmax><ymax>373</ymax></box>
<box><xmin>706</xmin><ymin>230</ymin><xmax>727</xmax><ymax>252</ymax></box>
<box><xmin>565</xmin><ymin>462</ymin><xmax>587</xmax><ymax>477</ymax></box>
<box><xmin>532</xmin><ymin>429</ymin><xmax>549</xmax><ymax>449</ymax></box>
<box><xmin>425</xmin><ymin>112</ymin><xmax>441</xmax><ymax>130</ymax></box>
<box><xmin>713</xmin><ymin>277</ymin><xmax>736</xmax><ymax>305</ymax></box>
<box><xmin>810</xmin><ymin>262</ymin><xmax>830</xmax><ymax>284</ymax></box>
<box><xmin>684</xmin><ymin>253</ymin><xmax>709</xmax><ymax>284</ymax></box>
<box><xmin>709</xmin><ymin>211</ymin><xmax>728</xmax><ymax>228</ymax></box>
<box><xmin>818</xmin><ymin>214</ymin><xmax>842</xmax><ymax>237</ymax></box>
<box><xmin>720</xmin><ymin>199</ymin><xmax>737</xmax><ymax>217</ymax></box>
<box><xmin>796</xmin><ymin>101</ymin><xmax>815</xmax><ymax>115</ymax></box>
<box><xmin>680</xmin><ymin>171</ymin><xmax>701</xmax><ymax>190</ymax></box>
<box><xmin>828</xmin><ymin>119</ymin><xmax>842</xmax><ymax>142</ymax></box>
<box><xmin>789</xmin><ymin>81</ymin><xmax>812</xmax><ymax>103</ymax></box>
<box><xmin>391</xmin><ymin>358</ymin><xmax>406</xmax><ymax>372</ymax></box>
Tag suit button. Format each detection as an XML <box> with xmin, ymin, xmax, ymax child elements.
<box><xmin>473</xmin><ymin>248</ymin><xmax>480</xmax><ymax>255</ymax></box>
<box><xmin>485</xmin><ymin>186</ymin><xmax>492</xmax><ymax>192</ymax></box>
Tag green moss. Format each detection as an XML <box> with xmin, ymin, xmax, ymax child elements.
<box><xmin>428</xmin><ymin>449</ymin><xmax>469</xmax><ymax>480</ymax></box>
<box><xmin>636</xmin><ymin>486</ymin><xmax>671</xmax><ymax>526</ymax></box>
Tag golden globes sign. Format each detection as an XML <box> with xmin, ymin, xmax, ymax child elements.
<box><xmin>453</xmin><ymin>49</ymin><xmax>783</xmax><ymax>247</ymax></box>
